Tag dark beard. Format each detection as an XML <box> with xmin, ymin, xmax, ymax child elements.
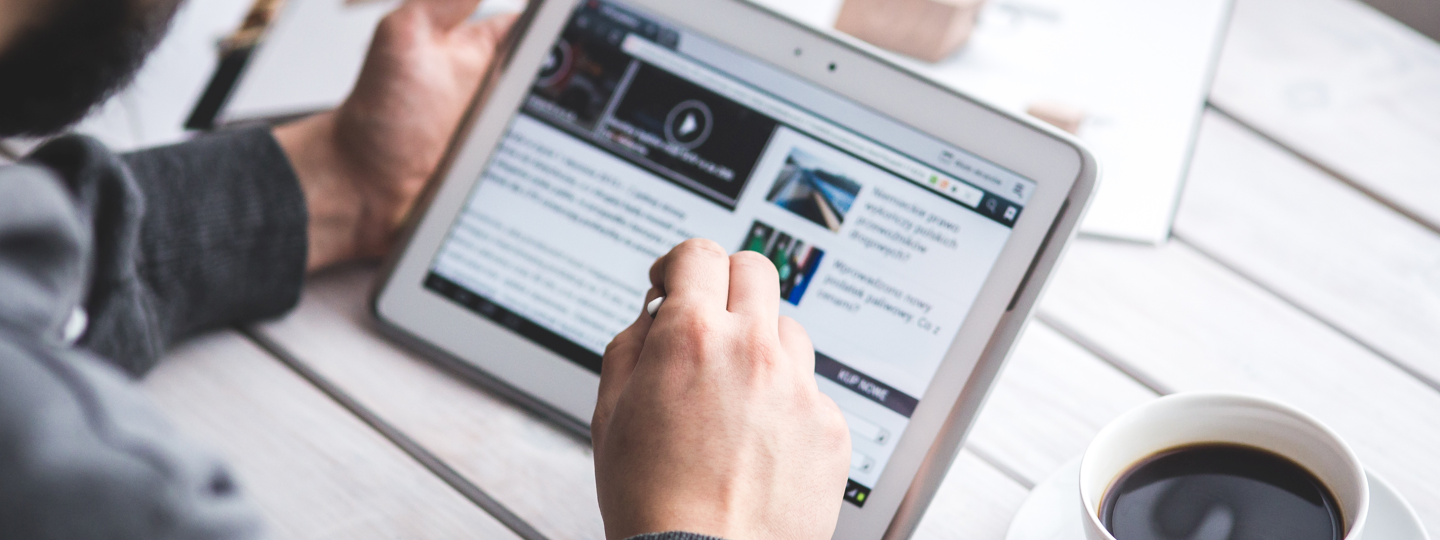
<box><xmin>0</xmin><ymin>0</ymin><xmax>182</xmax><ymax>137</ymax></box>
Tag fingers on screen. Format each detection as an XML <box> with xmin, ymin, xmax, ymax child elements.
<box><xmin>727</xmin><ymin>250</ymin><xmax>780</xmax><ymax>319</ymax></box>
<box><xmin>649</xmin><ymin>239</ymin><xmax>731</xmax><ymax>314</ymax></box>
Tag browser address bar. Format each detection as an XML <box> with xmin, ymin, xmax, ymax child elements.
<box><xmin>621</xmin><ymin>35</ymin><xmax>985</xmax><ymax>209</ymax></box>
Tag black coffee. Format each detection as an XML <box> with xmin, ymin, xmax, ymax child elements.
<box><xmin>1100</xmin><ymin>443</ymin><xmax>1343</xmax><ymax>540</ymax></box>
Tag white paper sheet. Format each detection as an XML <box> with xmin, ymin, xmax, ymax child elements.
<box><xmin>758</xmin><ymin>0</ymin><xmax>1233</xmax><ymax>243</ymax></box>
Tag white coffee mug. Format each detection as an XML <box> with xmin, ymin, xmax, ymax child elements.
<box><xmin>1078</xmin><ymin>392</ymin><xmax>1369</xmax><ymax>540</ymax></box>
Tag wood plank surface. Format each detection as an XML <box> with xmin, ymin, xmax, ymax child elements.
<box><xmin>38</xmin><ymin>0</ymin><xmax>1440</xmax><ymax>538</ymax></box>
<box><xmin>912</xmin><ymin>450</ymin><xmax>1030</xmax><ymax>540</ymax></box>
<box><xmin>253</xmin><ymin>267</ymin><xmax>606</xmax><ymax>540</ymax></box>
<box><xmin>965</xmin><ymin>323</ymin><xmax>1158</xmax><ymax>487</ymax></box>
<box><xmin>1356</xmin><ymin>0</ymin><xmax>1440</xmax><ymax>42</ymax></box>
<box><xmin>253</xmin><ymin>266</ymin><xmax>1060</xmax><ymax>539</ymax></box>
<box><xmin>1037</xmin><ymin>239</ymin><xmax>1440</xmax><ymax>535</ymax></box>
<box><xmin>144</xmin><ymin>330</ymin><xmax>521</xmax><ymax>540</ymax></box>
<box><xmin>1175</xmin><ymin>110</ymin><xmax>1440</xmax><ymax>389</ymax></box>
<box><xmin>1210</xmin><ymin>0</ymin><xmax>1440</xmax><ymax>232</ymax></box>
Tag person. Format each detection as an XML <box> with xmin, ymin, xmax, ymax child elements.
<box><xmin>0</xmin><ymin>0</ymin><xmax>851</xmax><ymax>538</ymax></box>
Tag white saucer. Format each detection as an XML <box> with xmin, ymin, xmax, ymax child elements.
<box><xmin>1005</xmin><ymin>457</ymin><xmax>1430</xmax><ymax>540</ymax></box>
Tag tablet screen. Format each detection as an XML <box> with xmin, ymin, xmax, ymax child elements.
<box><xmin>425</xmin><ymin>0</ymin><xmax>1036</xmax><ymax>507</ymax></box>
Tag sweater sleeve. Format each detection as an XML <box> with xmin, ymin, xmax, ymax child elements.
<box><xmin>0</xmin><ymin>162</ymin><xmax>264</xmax><ymax>539</ymax></box>
<box><xmin>625</xmin><ymin>532</ymin><xmax>727</xmax><ymax>540</ymax></box>
<box><xmin>26</xmin><ymin>127</ymin><xmax>308</xmax><ymax>376</ymax></box>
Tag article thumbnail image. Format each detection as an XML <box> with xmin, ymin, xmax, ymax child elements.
<box><xmin>606</xmin><ymin>64</ymin><xmax>779</xmax><ymax>210</ymax></box>
<box><xmin>741</xmin><ymin>221</ymin><xmax>825</xmax><ymax>306</ymax></box>
<box><xmin>765</xmin><ymin>148</ymin><xmax>863</xmax><ymax>232</ymax></box>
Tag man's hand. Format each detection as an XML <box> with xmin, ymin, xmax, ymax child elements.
<box><xmin>592</xmin><ymin>239</ymin><xmax>852</xmax><ymax>540</ymax></box>
<box><xmin>274</xmin><ymin>0</ymin><xmax>516</xmax><ymax>272</ymax></box>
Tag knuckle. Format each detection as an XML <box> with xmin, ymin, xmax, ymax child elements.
<box><xmin>375</xmin><ymin>10</ymin><xmax>423</xmax><ymax>48</ymax></box>
<box><xmin>738</xmin><ymin>337</ymin><xmax>780</xmax><ymax>366</ymax></box>
<box><xmin>677</xmin><ymin>238</ymin><xmax>728</xmax><ymax>259</ymax></box>
<box><xmin>731</xmin><ymin>251</ymin><xmax>777</xmax><ymax>277</ymax></box>
<box><xmin>669</xmin><ymin>311</ymin><xmax>717</xmax><ymax>343</ymax></box>
<box><xmin>730</xmin><ymin>248</ymin><xmax>769</xmax><ymax>266</ymax></box>
<box><xmin>377</xmin><ymin>9</ymin><xmax>413</xmax><ymax>35</ymax></box>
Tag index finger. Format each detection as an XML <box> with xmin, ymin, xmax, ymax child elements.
<box><xmin>648</xmin><ymin>239</ymin><xmax>731</xmax><ymax>314</ymax></box>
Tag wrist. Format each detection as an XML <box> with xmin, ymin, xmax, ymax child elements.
<box><xmin>600</xmin><ymin>488</ymin><xmax>747</xmax><ymax>540</ymax></box>
<box><xmin>274</xmin><ymin>112</ymin><xmax>366</xmax><ymax>272</ymax></box>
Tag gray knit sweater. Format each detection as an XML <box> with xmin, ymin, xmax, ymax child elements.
<box><xmin>0</xmin><ymin>128</ymin><xmax>304</xmax><ymax>540</ymax></box>
<box><xmin>0</xmin><ymin>128</ymin><xmax>720</xmax><ymax>540</ymax></box>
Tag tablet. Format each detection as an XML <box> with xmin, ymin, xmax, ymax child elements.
<box><xmin>373</xmin><ymin>1</ymin><xmax>1098</xmax><ymax>537</ymax></box>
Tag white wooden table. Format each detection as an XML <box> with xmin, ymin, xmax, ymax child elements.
<box><xmin>141</xmin><ymin>0</ymin><xmax>1440</xmax><ymax>537</ymax></box>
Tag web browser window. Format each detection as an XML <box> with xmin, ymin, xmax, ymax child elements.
<box><xmin>427</xmin><ymin>0</ymin><xmax>1037</xmax><ymax>506</ymax></box>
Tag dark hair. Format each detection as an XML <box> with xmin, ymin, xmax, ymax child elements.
<box><xmin>0</xmin><ymin>0</ymin><xmax>181</xmax><ymax>137</ymax></box>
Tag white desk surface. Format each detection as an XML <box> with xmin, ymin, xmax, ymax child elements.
<box><xmin>139</xmin><ymin>0</ymin><xmax>1440</xmax><ymax>537</ymax></box>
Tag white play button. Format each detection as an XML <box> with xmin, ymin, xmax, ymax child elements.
<box><xmin>663</xmin><ymin>99</ymin><xmax>713</xmax><ymax>149</ymax></box>
<box><xmin>678</xmin><ymin>113</ymin><xmax>698</xmax><ymax>137</ymax></box>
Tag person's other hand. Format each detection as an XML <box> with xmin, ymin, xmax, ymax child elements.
<box><xmin>274</xmin><ymin>0</ymin><xmax>516</xmax><ymax>272</ymax></box>
<box><xmin>592</xmin><ymin>239</ymin><xmax>852</xmax><ymax>540</ymax></box>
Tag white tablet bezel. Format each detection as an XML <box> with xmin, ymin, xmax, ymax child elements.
<box><xmin>373</xmin><ymin>1</ymin><xmax>1098</xmax><ymax>538</ymax></box>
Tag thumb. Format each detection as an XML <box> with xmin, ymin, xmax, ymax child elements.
<box><xmin>403</xmin><ymin>0</ymin><xmax>482</xmax><ymax>31</ymax></box>
<box><xmin>592</xmin><ymin>288</ymin><xmax>660</xmax><ymax>445</ymax></box>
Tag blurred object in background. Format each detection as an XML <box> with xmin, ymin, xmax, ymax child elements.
<box><xmin>1025</xmin><ymin>99</ymin><xmax>1086</xmax><ymax>134</ymax></box>
<box><xmin>1358</xmin><ymin>0</ymin><xmax>1440</xmax><ymax>42</ymax></box>
<box><xmin>225</xmin><ymin>0</ymin><xmax>289</xmax><ymax>51</ymax></box>
<box><xmin>214</xmin><ymin>0</ymin><xmax>522</xmax><ymax>125</ymax></box>
<box><xmin>834</xmin><ymin>0</ymin><xmax>986</xmax><ymax>62</ymax></box>
<box><xmin>185</xmin><ymin>0</ymin><xmax>288</xmax><ymax>129</ymax></box>
<box><xmin>21</xmin><ymin>0</ymin><xmax>256</xmax><ymax>151</ymax></box>
<box><xmin>768</xmin><ymin>0</ymin><xmax>1234</xmax><ymax>245</ymax></box>
<box><xmin>1210</xmin><ymin>0</ymin><xmax>1440</xmax><ymax>234</ymax></box>
<box><xmin>193</xmin><ymin>0</ymin><xmax>1440</xmax><ymax>245</ymax></box>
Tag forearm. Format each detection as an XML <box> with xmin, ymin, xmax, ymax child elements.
<box><xmin>272</xmin><ymin>112</ymin><xmax>372</xmax><ymax>272</ymax></box>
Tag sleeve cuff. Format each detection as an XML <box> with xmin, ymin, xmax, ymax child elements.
<box><xmin>624</xmin><ymin>532</ymin><xmax>728</xmax><ymax>540</ymax></box>
<box><xmin>120</xmin><ymin>126</ymin><xmax>307</xmax><ymax>341</ymax></box>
